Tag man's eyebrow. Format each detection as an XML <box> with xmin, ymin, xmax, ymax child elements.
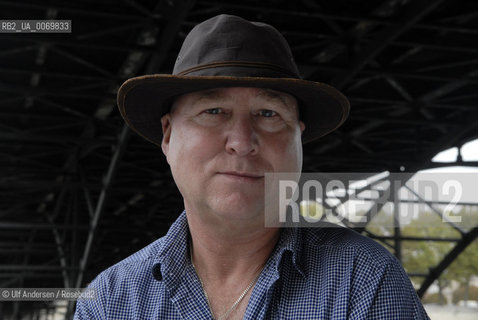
<box><xmin>258</xmin><ymin>89</ymin><xmax>298</xmax><ymax>112</ymax></box>
<box><xmin>188</xmin><ymin>88</ymin><xmax>298</xmax><ymax>114</ymax></box>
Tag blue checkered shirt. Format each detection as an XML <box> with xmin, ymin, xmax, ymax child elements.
<box><xmin>74</xmin><ymin>211</ymin><xmax>429</xmax><ymax>319</ymax></box>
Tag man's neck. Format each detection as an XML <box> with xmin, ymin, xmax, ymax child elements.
<box><xmin>185</xmin><ymin>208</ymin><xmax>280</xmax><ymax>319</ymax></box>
<box><xmin>186</xmin><ymin>209</ymin><xmax>280</xmax><ymax>280</ymax></box>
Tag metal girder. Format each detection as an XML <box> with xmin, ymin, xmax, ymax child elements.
<box><xmin>0</xmin><ymin>66</ymin><xmax>111</xmax><ymax>81</ymax></box>
<box><xmin>296</xmin><ymin>34</ymin><xmax>478</xmax><ymax>57</ymax></box>
<box><xmin>201</xmin><ymin>0</ymin><xmax>478</xmax><ymax>37</ymax></box>
<box><xmin>0</xmin><ymin>222</ymin><xmax>88</xmax><ymax>230</ymax></box>
<box><xmin>0</xmin><ymin>132</ymin><xmax>109</xmax><ymax>144</ymax></box>
<box><xmin>49</xmin><ymin>47</ymin><xmax>115</xmax><ymax>77</ymax></box>
<box><xmin>0</xmin><ymin>248</ymin><xmax>54</xmax><ymax>254</ymax></box>
<box><xmin>0</xmin><ymin>2</ymin><xmax>477</xmax><ymax>316</ymax></box>
<box><xmin>426</xmin><ymin>161</ymin><xmax>478</xmax><ymax>169</ymax></box>
<box><xmin>404</xmin><ymin>185</ymin><xmax>465</xmax><ymax>235</ymax></box>
<box><xmin>0</xmin><ymin>112</ymin><xmax>88</xmax><ymax>121</ymax></box>
<box><xmin>1</xmin><ymin>34</ymin><xmax>153</xmax><ymax>53</ymax></box>
<box><xmin>350</xmin><ymin>115</ymin><xmax>456</xmax><ymax>128</ymax></box>
<box><xmin>35</xmin><ymin>97</ymin><xmax>96</xmax><ymax>119</ymax></box>
<box><xmin>76</xmin><ymin>21</ymin><xmax>151</xmax><ymax>40</ymax></box>
<box><xmin>413</xmin><ymin>113</ymin><xmax>478</xmax><ymax>171</ymax></box>
<box><xmin>311</xmin><ymin>0</ymin><xmax>409</xmax><ymax>65</ymax></box>
<box><xmin>0</xmin><ymin>242</ymin><xmax>56</xmax><ymax>249</ymax></box>
<box><xmin>391</xmin><ymin>39</ymin><xmax>478</xmax><ymax>54</ymax></box>
<box><xmin>357</xmin><ymin>137</ymin><xmax>434</xmax><ymax>146</ymax></box>
<box><xmin>44</xmin><ymin>186</ymin><xmax>71</xmax><ymax>288</ymax></box>
<box><xmin>417</xmin><ymin>227</ymin><xmax>478</xmax><ymax>297</ymax></box>
<box><xmin>330</xmin><ymin>0</ymin><xmax>447</xmax><ymax>90</ymax></box>
<box><xmin>353</xmin><ymin>173</ymin><xmax>415</xmax><ymax>233</ymax></box>
<box><xmin>68</xmin><ymin>2</ymin><xmax>196</xmax><ymax>316</ymax></box>
<box><xmin>0</xmin><ymin>0</ymin><xmax>147</xmax><ymax>20</ymax></box>
<box><xmin>0</xmin><ymin>153</ymin><xmax>61</xmax><ymax>170</ymax></box>
<box><xmin>92</xmin><ymin>153</ymin><xmax>164</xmax><ymax>177</ymax></box>
<box><xmin>0</xmin><ymin>265</ymin><xmax>79</xmax><ymax>271</ymax></box>
<box><xmin>74</xmin><ymin>124</ymin><xmax>130</xmax><ymax>288</ymax></box>
<box><xmin>0</xmin><ymin>273</ymin><xmax>59</xmax><ymax>278</ymax></box>
<box><xmin>354</xmin><ymin>196</ymin><xmax>478</xmax><ymax>208</ymax></box>
<box><xmin>342</xmin><ymin>55</ymin><xmax>478</xmax><ymax>175</ymax></box>
<box><xmin>348</xmin><ymin>97</ymin><xmax>476</xmax><ymax>111</ymax></box>
<box><xmin>421</xmin><ymin>70</ymin><xmax>478</xmax><ymax>103</ymax></box>
<box><xmin>393</xmin><ymin>184</ymin><xmax>402</xmax><ymax>261</ymax></box>
<box><xmin>0</xmin><ymin>84</ymin><xmax>112</xmax><ymax>100</ymax></box>
<box><xmin>0</xmin><ymin>45</ymin><xmax>37</xmax><ymax>57</ymax></box>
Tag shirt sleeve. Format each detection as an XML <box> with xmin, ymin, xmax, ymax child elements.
<box><xmin>348</xmin><ymin>254</ymin><xmax>430</xmax><ymax>320</ymax></box>
<box><xmin>73</xmin><ymin>275</ymin><xmax>109</xmax><ymax>320</ymax></box>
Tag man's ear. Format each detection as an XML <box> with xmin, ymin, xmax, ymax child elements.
<box><xmin>160</xmin><ymin>114</ymin><xmax>172</xmax><ymax>158</ymax></box>
<box><xmin>299</xmin><ymin>121</ymin><xmax>305</xmax><ymax>133</ymax></box>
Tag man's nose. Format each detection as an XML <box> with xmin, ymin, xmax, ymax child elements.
<box><xmin>224</xmin><ymin>116</ymin><xmax>258</xmax><ymax>156</ymax></box>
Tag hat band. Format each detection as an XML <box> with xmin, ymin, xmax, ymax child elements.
<box><xmin>176</xmin><ymin>61</ymin><xmax>299</xmax><ymax>78</ymax></box>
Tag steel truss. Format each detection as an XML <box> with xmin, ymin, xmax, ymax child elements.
<box><xmin>1</xmin><ymin>0</ymin><xmax>477</xmax><ymax>318</ymax></box>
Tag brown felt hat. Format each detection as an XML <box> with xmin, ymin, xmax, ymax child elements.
<box><xmin>117</xmin><ymin>14</ymin><xmax>350</xmax><ymax>144</ymax></box>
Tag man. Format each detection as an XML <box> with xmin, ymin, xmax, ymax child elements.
<box><xmin>75</xmin><ymin>14</ymin><xmax>429</xmax><ymax>319</ymax></box>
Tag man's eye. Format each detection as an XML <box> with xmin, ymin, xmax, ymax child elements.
<box><xmin>205</xmin><ymin>108</ymin><xmax>222</xmax><ymax>114</ymax></box>
<box><xmin>259</xmin><ymin>109</ymin><xmax>277</xmax><ymax>117</ymax></box>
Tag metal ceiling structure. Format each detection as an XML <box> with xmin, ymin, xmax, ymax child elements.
<box><xmin>1</xmin><ymin>0</ymin><xmax>478</xmax><ymax>318</ymax></box>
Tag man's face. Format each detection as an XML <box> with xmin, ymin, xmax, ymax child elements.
<box><xmin>161</xmin><ymin>87</ymin><xmax>305</xmax><ymax>222</ymax></box>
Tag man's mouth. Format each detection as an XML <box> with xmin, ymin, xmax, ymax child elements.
<box><xmin>218</xmin><ymin>171</ymin><xmax>264</xmax><ymax>180</ymax></box>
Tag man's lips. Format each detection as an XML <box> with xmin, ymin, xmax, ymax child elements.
<box><xmin>218</xmin><ymin>171</ymin><xmax>264</xmax><ymax>179</ymax></box>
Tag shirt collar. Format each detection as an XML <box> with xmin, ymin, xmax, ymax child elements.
<box><xmin>152</xmin><ymin>210</ymin><xmax>307</xmax><ymax>286</ymax></box>
<box><xmin>153</xmin><ymin>211</ymin><xmax>190</xmax><ymax>289</ymax></box>
<box><xmin>269</xmin><ymin>225</ymin><xmax>307</xmax><ymax>279</ymax></box>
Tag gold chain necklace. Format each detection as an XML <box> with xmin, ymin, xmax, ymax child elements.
<box><xmin>189</xmin><ymin>242</ymin><xmax>263</xmax><ymax>320</ymax></box>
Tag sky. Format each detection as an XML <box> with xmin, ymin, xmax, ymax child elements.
<box><xmin>430</xmin><ymin>138</ymin><xmax>478</xmax><ymax>164</ymax></box>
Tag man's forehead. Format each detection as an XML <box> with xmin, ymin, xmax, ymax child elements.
<box><xmin>200</xmin><ymin>86</ymin><xmax>292</xmax><ymax>98</ymax></box>
<box><xmin>174</xmin><ymin>87</ymin><xmax>298</xmax><ymax>111</ymax></box>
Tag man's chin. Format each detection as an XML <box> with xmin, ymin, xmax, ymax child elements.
<box><xmin>210</xmin><ymin>203</ymin><xmax>264</xmax><ymax>224</ymax></box>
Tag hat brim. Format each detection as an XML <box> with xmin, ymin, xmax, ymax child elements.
<box><xmin>117</xmin><ymin>74</ymin><xmax>350</xmax><ymax>145</ymax></box>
